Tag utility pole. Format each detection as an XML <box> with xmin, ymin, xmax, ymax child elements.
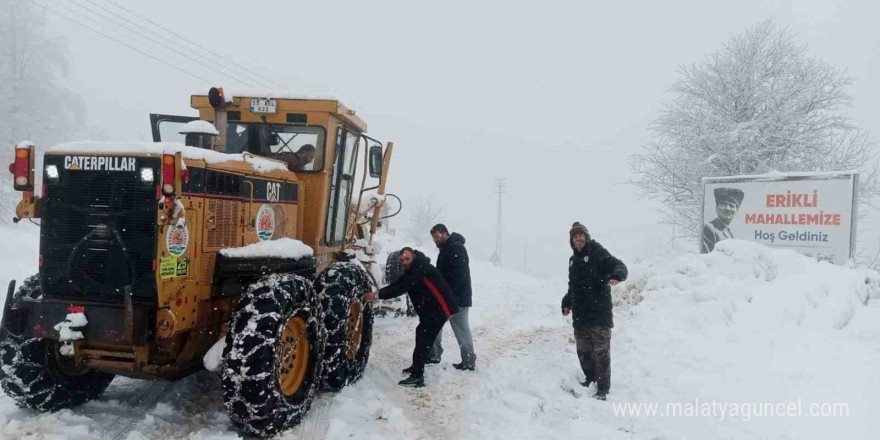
<box><xmin>490</xmin><ymin>178</ymin><xmax>505</xmax><ymax>267</ymax></box>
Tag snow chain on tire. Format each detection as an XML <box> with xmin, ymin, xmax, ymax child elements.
<box><xmin>315</xmin><ymin>262</ymin><xmax>374</xmax><ymax>391</ymax></box>
<box><xmin>221</xmin><ymin>273</ymin><xmax>325</xmax><ymax>438</ymax></box>
<box><xmin>0</xmin><ymin>275</ymin><xmax>115</xmax><ymax>412</ymax></box>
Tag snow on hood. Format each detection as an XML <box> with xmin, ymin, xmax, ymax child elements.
<box><xmin>49</xmin><ymin>141</ymin><xmax>288</xmax><ymax>173</ymax></box>
<box><xmin>219</xmin><ymin>238</ymin><xmax>313</xmax><ymax>260</ymax></box>
<box><xmin>178</xmin><ymin>120</ymin><xmax>219</xmax><ymax>135</ymax></box>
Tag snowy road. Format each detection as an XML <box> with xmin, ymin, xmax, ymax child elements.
<box><xmin>1</xmin><ymin>230</ymin><xmax>879</xmax><ymax>439</ymax></box>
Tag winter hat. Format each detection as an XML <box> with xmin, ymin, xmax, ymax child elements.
<box><xmin>713</xmin><ymin>187</ymin><xmax>745</xmax><ymax>208</ymax></box>
<box><xmin>569</xmin><ymin>222</ymin><xmax>589</xmax><ymax>239</ymax></box>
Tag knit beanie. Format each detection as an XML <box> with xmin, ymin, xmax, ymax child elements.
<box><xmin>569</xmin><ymin>222</ymin><xmax>589</xmax><ymax>239</ymax></box>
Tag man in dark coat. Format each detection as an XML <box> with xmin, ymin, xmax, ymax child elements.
<box><xmin>701</xmin><ymin>187</ymin><xmax>745</xmax><ymax>253</ymax></box>
<box><xmin>428</xmin><ymin>224</ymin><xmax>477</xmax><ymax>370</ymax></box>
<box><xmin>366</xmin><ymin>247</ymin><xmax>459</xmax><ymax>387</ymax></box>
<box><xmin>561</xmin><ymin>222</ymin><xmax>627</xmax><ymax>400</ymax></box>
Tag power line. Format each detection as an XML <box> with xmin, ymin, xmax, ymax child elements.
<box><xmin>81</xmin><ymin>0</ymin><xmax>272</xmax><ymax>89</ymax></box>
<box><xmin>66</xmin><ymin>0</ymin><xmax>260</xmax><ymax>88</ymax></box>
<box><xmin>31</xmin><ymin>0</ymin><xmax>214</xmax><ymax>84</ymax></box>
<box><xmin>104</xmin><ymin>0</ymin><xmax>288</xmax><ymax>90</ymax></box>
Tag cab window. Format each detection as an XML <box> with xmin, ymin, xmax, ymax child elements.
<box><xmin>225</xmin><ymin>123</ymin><xmax>326</xmax><ymax>172</ymax></box>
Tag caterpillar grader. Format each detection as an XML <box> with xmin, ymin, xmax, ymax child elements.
<box><xmin>0</xmin><ymin>88</ymin><xmax>397</xmax><ymax>437</ymax></box>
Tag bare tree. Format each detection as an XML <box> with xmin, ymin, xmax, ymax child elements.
<box><xmin>406</xmin><ymin>196</ymin><xmax>445</xmax><ymax>246</ymax></box>
<box><xmin>631</xmin><ymin>20</ymin><xmax>879</xmax><ymax>238</ymax></box>
<box><xmin>0</xmin><ymin>1</ymin><xmax>85</xmax><ymax>213</ymax></box>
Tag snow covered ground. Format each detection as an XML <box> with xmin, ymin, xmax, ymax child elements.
<box><xmin>1</xmin><ymin>228</ymin><xmax>878</xmax><ymax>439</ymax></box>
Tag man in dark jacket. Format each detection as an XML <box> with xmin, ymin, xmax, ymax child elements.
<box><xmin>428</xmin><ymin>224</ymin><xmax>477</xmax><ymax>370</ymax></box>
<box><xmin>561</xmin><ymin>222</ymin><xmax>627</xmax><ymax>400</ymax></box>
<box><xmin>366</xmin><ymin>247</ymin><xmax>459</xmax><ymax>387</ymax></box>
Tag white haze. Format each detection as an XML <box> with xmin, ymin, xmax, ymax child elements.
<box><xmin>43</xmin><ymin>0</ymin><xmax>880</xmax><ymax>276</ymax></box>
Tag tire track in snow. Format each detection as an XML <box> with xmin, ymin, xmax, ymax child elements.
<box><xmin>368</xmin><ymin>313</ymin><xmax>566</xmax><ymax>439</ymax></box>
<box><xmin>90</xmin><ymin>378</ymin><xmax>173</xmax><ymax>440</ymax></box>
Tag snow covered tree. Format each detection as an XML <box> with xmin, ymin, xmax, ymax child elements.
<box><xmin>631</xmin><ymin>20</ymin><xmax>879</xmax><ymax>237</ymax></box>
<box><xmin>0</xmin><ymin>1</ymin><xmax>85</xmax><ymax>213</ymax></box>
<box><xmin>405</xmin><ymin>197</ymin><xmax>445</xmax><ymax>246</ymax></box>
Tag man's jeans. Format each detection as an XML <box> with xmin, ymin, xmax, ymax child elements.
<box><xmin>429</xmin><ymin>307</ymin><xmax>477</xmax><ymax>367</ymax></box>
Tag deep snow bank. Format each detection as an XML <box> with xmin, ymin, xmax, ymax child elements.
<box><xmin>461</xmin><ymin>239</ymin><xmax>880</xmax><ymax>440</ymax></box>
<box><xmin>621</xmin><ymin>239</ymin><xmax>880</xmax><ymax>330</ymax></box>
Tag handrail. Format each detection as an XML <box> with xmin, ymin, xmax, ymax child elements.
<box><xmin>345</xmin><ymin>135</ymin><xmax>368</xmax><ymax>245</ymax></box>
<box><xmin>369</xmin><ymin>142</ymin><xmax>393</xmax><ymax>241</ymax></box>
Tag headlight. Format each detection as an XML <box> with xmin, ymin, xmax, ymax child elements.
<box><xmin>140</xmin><ymin>167</ymin><xmax>154</xmax><ymax>183</ymax></box>
<box><xmin>45</xmin><ymin>165</ymin><xmax>59</xmax><ymax>180</ymax></box>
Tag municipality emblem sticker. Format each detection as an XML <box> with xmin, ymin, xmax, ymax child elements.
<box><xmin>166</xmin><ymin>224</ymin><xmax>189</xmax><ymax>256</ymax></box>
<box><xmin>256</xmin><ymin>204</ymin><xmax>276</xmax><ymax>241</ymax></box>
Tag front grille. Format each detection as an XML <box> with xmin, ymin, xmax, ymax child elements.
<box><xmin>206</xmin><ymin>199</ymin><xmax>239</xmax><ymax>248</ymax></box>
<box><xmin>40</xmin><ymin>155</ymin><xmax>159</xmax><ymax>302</ymax></box>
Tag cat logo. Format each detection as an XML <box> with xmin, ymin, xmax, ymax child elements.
<box><xmin>266</xmin><ymin>181</ymin><xmax>281</xmax><ymax>202</ymax></box>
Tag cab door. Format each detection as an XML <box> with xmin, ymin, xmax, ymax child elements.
<box><xmin>149</xmin><ymin>114</ymin><xmax>198</xmax><ymax>142</ymax></box>
<box><xmin>324</xmin><ymin>128</ymin><xmax>360</xmax><ymax>247</ymax></box>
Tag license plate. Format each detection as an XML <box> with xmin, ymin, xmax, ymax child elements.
<box><xmin>250</xmin><ymin>98</ymin><xmax>277</xmax><ymax>114</ymax></box>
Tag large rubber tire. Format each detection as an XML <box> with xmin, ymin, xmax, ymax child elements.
<box><xmin>221</xmin><ymin>273</ymin><xmax>325</xmax><ymax>438</ymax></box>
<box><xmin>382</xmin><ymin>253</ymin><xmax>417</xmax><ymax>317</ymax></box>
<box><xmin>384</xmin><ymin>252</ymin><xmax>404</xmax><ymax>284</ymax></box>
<box><xmin>315</xmin><ymin>262</ymin><xmax>374</xmax><ymax>391</ymax></box>
<box><xmin>0</xmin><ymin>275</ymin><xmax>115</xmax><ymax>412</ymax></box>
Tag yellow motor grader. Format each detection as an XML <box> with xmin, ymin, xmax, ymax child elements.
<box><xmin>0</xmin><ymin>88</ymin><xmax>396</xmax><ymax>437</ymax></box>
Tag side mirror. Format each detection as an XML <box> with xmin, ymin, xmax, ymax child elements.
<box><xmin>368</xmin><ymin>146</ymin><xmax>383</xmax><ymax>178</ymax></box>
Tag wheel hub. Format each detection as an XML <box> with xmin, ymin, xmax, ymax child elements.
<box><xmin>278</xmin><ymin>316</ymin><xmax>309</xmax><ymax>396</ymax></box>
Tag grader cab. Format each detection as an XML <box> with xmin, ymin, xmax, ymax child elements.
<box><xmin>1</xmin><ymin>88</ymin><xmax>396</xmax><ymax>437</ymax></box>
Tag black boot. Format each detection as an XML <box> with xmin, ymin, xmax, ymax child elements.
<box><xmin>579</xmin><ymin>377</ymin><xmax>595</xmax><ymax>388</ymax></box>
<box><xmin>402</xmin><ymin>365</ymin><xmax>414</xmax><ymax>374</ymax></box>
<box><xmin>398</xmin><ymin>375</ymin><xmax>425</xmax><ymax>387</ymax></box>
<box><xmin>453</xmin><ymin>362</ymin><xmax>475</xmax><ymax>371</ymax></box>
<box><xmin>593</xmin><ymin>391</ymin><xmax>607</xmax><ymax>401</ymax></box>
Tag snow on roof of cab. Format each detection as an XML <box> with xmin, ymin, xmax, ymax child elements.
<box><xmin>207</xmin><ymin>88</ymin><xmax>341</xmax><ymax>102</ymax></box>
<box><xmin>16</xmin><ymin>140</ymin><xmax>35</xmax><ymax>149</ymax></box>
<box><xmin>179</xmin><ymin>120</ymin><xmax>219</xmax><ymax>135</ymax></box>
<box><xmin>219</xmin><ymin>238</ymin><xmax>314</xmax><ymax>260</ymax></box>
<box><xmin>49</xmin><ymin>141</ymin><xmax>288</xmax><ymax>173</ymax></box>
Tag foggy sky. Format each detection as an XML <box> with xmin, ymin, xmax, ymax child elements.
<box><xmin>42</xmin><ymin>0</ymin><xmax>880</xmax><ymax>276</ymax></box>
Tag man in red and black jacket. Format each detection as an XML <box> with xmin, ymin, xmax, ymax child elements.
<box><xmin>366</xmin><ymin>247</ymin><xmax>459</xmax><ymax>387</ymax></box>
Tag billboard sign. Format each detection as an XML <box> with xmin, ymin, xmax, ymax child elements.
<box><xmin>701</xmin><ymin>172</ymin><xmax>858</xmax><ymax>264</ymax></box>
